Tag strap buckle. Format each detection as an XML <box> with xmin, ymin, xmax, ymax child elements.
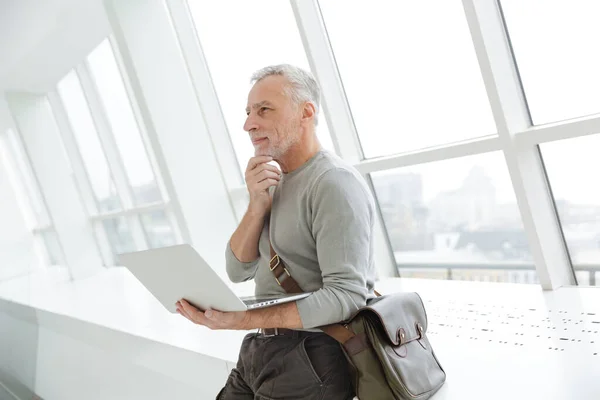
<box><xmin>269</xmin><ymin>254</ymin><xmax>281</xmax><ymax>271</ymax></box>
<box><xmin>270</xmin><ymin>255</ymin><xmax>291</xmax><ymax>286</ymax></box>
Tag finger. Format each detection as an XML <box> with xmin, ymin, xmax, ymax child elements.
<box><xmin>181</xmin><ymin>305</ymin><xmax>212</xmax><ymax>326</ymax></box>
<box><xmin>177</xmin><ymin>308</ymin><xmax>193</xmax><ymax>322</ymax></box>
<box><xmin>181</xmin><ymin>306</ymin><xmax>193</xmax><ymax>320</ymax></box>
<box><xmin>246</xmin><ymin>156</ymin><xmax>273</xmax><ymax>171</ymax></box>
<box><xmin>249</xmin><ymin>163</ymin><xmax>281</xmax><ymax>176</ymax></box>
<box><xmin>251</xmin><ymin>170</ymin><xmax>281</xmax><ymax>184</ymax></box>
<box><xmin>179</xmin><ymin>299</ymin><xmax>204</xmax><ymax>320</ymax></box>
<box><xmin>176</xmin><ymin>302</ymin><xmax>192</xmax><ymax>319</ymax></box>
<box><xmin>256</xmin><ymin>178</ymin><xmax>280</xmax><ymax>192</ymax></box>
<box><xmin>246</xmin><ymin>165</ymin><xmax>281</xmax><ymax>182</ymax></box>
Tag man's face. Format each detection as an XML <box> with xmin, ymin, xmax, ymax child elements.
<box><xmin>244</xmin><ymin>75</ymin><xmax>302</xmax><ymax>158</ymax></box>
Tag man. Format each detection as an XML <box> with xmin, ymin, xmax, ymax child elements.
<box><xmin>176</xmin><ymin>64</ymin><xmax>377</xmax><ymax>399</ymax></box>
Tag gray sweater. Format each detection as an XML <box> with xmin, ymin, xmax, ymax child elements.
<box><xmin>225</xmin><ymin>150</ymin><xmax>377</xmax><ymax>329</ymax></box>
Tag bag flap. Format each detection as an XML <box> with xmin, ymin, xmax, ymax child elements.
<box><xmin>354</xmin><ymin>292</ymin><xmax>428</xmax><ymax>346</ymax></box>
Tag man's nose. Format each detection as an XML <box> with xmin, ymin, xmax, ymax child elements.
<box><xmin>243</xmin><ymin>115</ymin><xmax>259</xmax><ymax>133</ymax></box>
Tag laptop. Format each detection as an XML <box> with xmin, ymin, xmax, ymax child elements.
<box><xmin>118</xmin><ymin>244</ymin><xmax>311</xmax><ymax>313</ymax></box>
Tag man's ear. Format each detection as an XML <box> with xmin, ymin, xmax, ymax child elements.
<box><xmin>302</xmin><ymin>102</ymin><xmax>316</xmax><ymax>123</ymax></box>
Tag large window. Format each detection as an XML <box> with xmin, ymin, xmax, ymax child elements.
<box><xmin>501</xmin><ymin>1</ymin><xmax>600</xmax><ymax>125</ymax></box>
<box><xmin>87</xmin><ymin>40</ymin><xmax>162</xmax><ymax>205</ymax></box>
<box><xmin>23</xmin><ymin>1</ymin><xmax>594</xmax><ymax>290</ymax></box>
<box><xmin>541</xmin><ymin>134</ymin><xmax>600</xmax><ymax>287</ymax></box>
<box><xmin>102</xmin><ymin>217</ymin><xmax>136</xmax><ymax>256</ymax></box>
<box><xmin>140</xmin><ymin>210</ymin><xmax>178</xmax><ymax>249</ymax></box>
<box><xmin>0</xmin><ymin>128</ymin><xmax>64</xmax><ymax>266</ymax></box>
<box><xmin>319</xmin><ymin>0</ymin><xmax>496</xmax><ymax>159</ymax></box>
<box><xmin>187</xmin><ymin>0</ymin><xmax>336</xmax><ymax>174</ymax></box>
<box><xmin>1</xmin><ymin>128</ymin><xmax>50</xmax><ymax>227</ymax></box>
<box><xmin>57</xmin><ymin>71</ymin><xmax>121</xmax><ymax>213</ymax></box>
<box><xmin>372</xmin><ymin>152</ymin><xmax>535</xmax><ymax>284</ymax></box>
<box><xmin>54</xmin><ymin>40</ymin><xmax>180</xmax><ymax>265</ymax></box>
<box><xmin>39</xmin><ymin>230</ymin><xmax>64</xmax><ymax>266</ymax></box>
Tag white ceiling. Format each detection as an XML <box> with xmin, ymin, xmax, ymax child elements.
<box><xmin>0</xmin><ymin>0</ymin><xmax>111</xmax><ymax>93</ymax></box>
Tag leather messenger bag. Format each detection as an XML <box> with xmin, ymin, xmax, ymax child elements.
<box><xmin>269</xmin><ymin>238</ymin><xmax>446</xmax><ymax>399</ymax></box>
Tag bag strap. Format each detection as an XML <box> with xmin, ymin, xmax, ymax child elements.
<box><xmin>269</xmin><ymin>241</ymin><xmax>303</xmax><ymax>294</ymax></box>
<box><xmin>268</xmin><ymin>229</ymin><xmax>380</xmax><ymax>344</ymax></box>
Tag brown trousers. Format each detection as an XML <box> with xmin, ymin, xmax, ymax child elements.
<box><xmin>217</xmin><ymin>330</ymin><xmax>354</xmax><ymax>400</ymax></box>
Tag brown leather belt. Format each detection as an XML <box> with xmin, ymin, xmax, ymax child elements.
<box><xmin>258</xmin><ymin>328</ymin><xmax>323</xmax><ymax>338</ymax></box>
<box><xmin>259</xmin><ymin>328</ymin><xmax>295</xmax><ymax>337</ymax></box>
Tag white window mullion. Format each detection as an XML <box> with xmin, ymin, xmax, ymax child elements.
<box><xmin>128</xmin><ymin>214</ymin><xmax>148</xmax><ymax>250</ymax></box>
<box><xmin>106</xmin><ymin>36</ymin><xmax>172</xmax><ymax>205</ymax></box>
<box><xmin>76</xmin><ymin>64</ymin><xmax>149</xmax><ymax>251</ymax></box>
<box><xmin>0</xmin><ymin>132</ymin><xmax>39</xmax><ymax>230</ymax></box>
<box><xmin>107</xmin><ymin>34</ymin><xmax>192</xmax><ymax>245</ymax></box>
<box><xmin>89</xmin><ymin>201</ymin><xmax>170</xmax><ymax>221</ymax></box>
<box><xmin>48</xmin><ymin>90</ymin><xmax>114</xmax><ymax>266</ymax></box>
<box><xmin>76</xmin><ymin>64</ymin><xmax>134</xmax><ymax>209</ymax></box>
<box><xmin>291</xmin><ymin>0</ymin><xmax>362</xmax><ymax>164</ymax></box>
<box><xmin>165</xmin><ymin>0</ymin><xmax>244</xmax><ymax>223</ymax></box>
<box><xmin>354</xmin><ymin>135</ymin><xmax>501</xmax><ymax>175</ymax></box>
<box><xmin>108</xmin><ymin>34</ymin><xmax>187</xmax><ymax>246</ymax></box>
<box><xmin>463</xmin><ymin>0</ymin><xmax>575</xmax><ymax>289</ymax></box>
<box><xmin>92</xmin><ymin>220</ymin><xmax>116</xmax><ymax>266</ymax></box>
<box><xmin>47</xmin><ymin>91</ymin><xmax>99</xmax><ymax>217</ymax></box>
<box><xmin>292</xmin><ymin>0</ymin><xmax>397</xmax><ymax>278</ymax></box>
<box><xmin>0</xmin><ymin>131</ymin><xmax>59</xmax><ymax>268</ymax></box>
<box><xmin>516</xmin><ymin>113</ymin><xmax>600</xmax><ymax>148</ymax></box>
<box><xmin>7</xmin><ymin>93</ymin><xmax>104</xmax><ymax>278</ymax></box>
<box><xmin>165</xmin><ymin>207</ymin><xmax>184</xmax><ymax>244</ymax></box>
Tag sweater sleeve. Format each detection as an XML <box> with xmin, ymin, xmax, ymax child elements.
<box><xmin>225</xmin><ymin>240</ymin><xmax>260</xmax><ymax>283</ymax></box>
<box><xmin>295</xmin><ymin>168</ymin><xmax>374</xmax><ymax>328</ymax></box>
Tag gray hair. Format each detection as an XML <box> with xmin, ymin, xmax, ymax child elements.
<box><xmin>251</xmin><ymin>64</ymin><xmax>321</xmax><ymax>126</ymax></box>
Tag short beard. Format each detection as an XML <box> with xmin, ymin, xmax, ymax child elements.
<box><xmin>266</xmin><ymin>120</ymin><xmax>301</xmax><ymax>159</ymax></box>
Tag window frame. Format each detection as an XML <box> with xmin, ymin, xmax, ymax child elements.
<box><xmin>48</xmin><ymin>39</ymin><xmax>183</xmax><ymax>266</ymax></box>
<box><xmin>234</xmin><ymin>0</ymin><xmax>596</xmax><ymax>287</ymax></box>
<box><xmin>134</xmin><ymin>0</ymin><xmax>600</xmax><ymax>287</ymax></box>
<box><xmin>0</xmin><ymin>127</ymin><xmax>65</xmax><ymax>266</ymax></box>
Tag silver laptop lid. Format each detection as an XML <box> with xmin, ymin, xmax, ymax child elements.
<box><xmin>119</xmin><ymin>244</ymin><xmax>247</xmax><ymax>313</ymax></box>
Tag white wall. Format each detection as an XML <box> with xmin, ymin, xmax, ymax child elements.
<box><xmin>0</xmin><ymin>96</ymin><xmax>38</xmax><ymax>282</ymax></box>
<box><xmin>0</xmin><ymin>0</ymin><xmax>110</xmax><ymax>93</ymax></box>
<box><xmin>0</xmin><ymin>0</ymin><xmax>69</xmax><ymax>84</ymax></box>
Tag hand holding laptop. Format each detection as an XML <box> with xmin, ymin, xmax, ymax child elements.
<box><xmin>118</xmin><ymin>244</ymin><xmax>311</xmax><ymax>320</ymax></box>
<box><xmin>175</xmin><ymin>298</ymin><xmax>249</xmax><ymax>330</ymax></box>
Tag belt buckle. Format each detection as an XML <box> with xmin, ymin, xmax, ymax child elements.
<box><xmin>261</xmin><ymin>328</ymin><xmax>278</xmax><ymax>337</ymax></box>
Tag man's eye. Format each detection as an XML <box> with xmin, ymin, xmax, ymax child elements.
<box><xmin>260</xmin><ymin>107</ymin><xmax>269</xmax><ymax>112</ymax></box>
